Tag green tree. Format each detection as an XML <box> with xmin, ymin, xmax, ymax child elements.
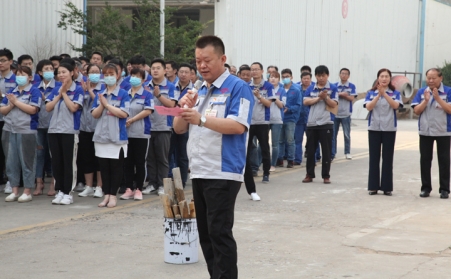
<box><xmin>57</xmin><ymin>0</ymin><xmax>207</xmax><ymax>62</ymax></box>
<box><xmin>439</xmin><ymin>61</ymin><xmax>451</xmax><ymax>86</ymax></box>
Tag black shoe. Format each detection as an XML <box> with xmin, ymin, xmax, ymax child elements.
<box><xmin>252</xmin><ymin>171</ymin><xmax>258</xmax><ymax>177</ymax></box>
<box><xmin>383</xmin><ymin>191</ymin><xmax>392</xmax><ymax>196</ymax></box>
<box><xmin>419</xmin><ymin>191</ymin><xmax>430</xmax><ymax>198</ymax></box>
<box><xmin>368</xmin><ymin>191</ymin><xmax>377</xmax><ymax>195</ymax></box>
<box><xmin>287</xmin><ymin>160</ymin><xmax>294</xmax><ymax>168</ymax></box>
<box><xmin>118</xmin><ymin>186</ymin><xmax>126</xmax><ymax>194</ymax></box>
<box><xmin>440</xmin><ymin>191</ymin><xmax>449</xmax><ymax>199</ymax></box>
<box><xmin>276</xmin><ymin>159</ymin><xmax>284</xmax><ymax>167</ymax></box>
<box><xmin>294</xmin><ymin>162</ymin><xmax>301</xmax><ymax>166</ymax></box>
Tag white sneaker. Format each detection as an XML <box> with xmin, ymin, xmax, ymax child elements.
<box><xmin>60</xmin><ymin>194</ymin><xmax>73</xmax><ymax>205</ymax></box>
<box><xmin>250</xmin><ymin>192</ymin><xmax>261</xmax><ymax>201</ymax></box>
<box><xmin>157</xmin><ymin>186</ymin><xmax>164</xmax><ymax>196</ymax></box>
<box><xmin>142</xmin><ymin>185</ymin><xmax>157</xmax><ymax>195</ymax></box>
<box><xmin>74</xmin><ymin>182</ymin><xmax>85</xmax><ymax>192</ymax></box>
<box><xmin>5</xmin><ymin>193</ymin><xmax>19</xmax><ymax>202</ymax></box>
<box><xmin>52</xmin><ymin>191</ymin><xmax>64</xmax><ymax>204</ymax></box>
<box><xmin>78</xmin><ymin>186</ymin><xmax>95</xmax><ymax>197</ymax></box>
<box><xmin>18</xmin><ymin>193</ymin><xmax>32</xmax><ymax>203</ymax></box>
<box><xmin>345</xmin><ymin>154</ymin><xmax>353</xmax><ymax>160</ymax></box>
<box><xmin>4</xmin><ymin>181</ymin><xmax>12</xmax><ymax>194</ymax></box>
<box><xmin>93</xmin><ymin>186</ymin><xmax>104</xmax><ymax>198</ymax></box>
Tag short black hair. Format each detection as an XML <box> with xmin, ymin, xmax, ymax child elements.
<box><xmin>195</xmin><ymin>35</ymin><xmax>225</xmax><ymax>56</ymax></box>
<box><xmin>0</xmin><ymin>48</ymin><xmax>14</xmax><ymax>60</ymax></box>
<box><xmin>224</xmin><ymin>63</ymin><xmax>230</xmax><ymax>70</ymax></box>
<box><xmin>179</xmin><ymin>63</ymin><xmax>193</xmax><ymax>71</ymax></box>
<box><xmin>251</xmin><ymin>62</ymin><xmax>263</xmax><ymax>70</ymax></box>
<box><xmin>102</xmin><ymin>63</ymin><xmax>118</xmax><ymax>75</ymax></box>
<box><xmin>60</xmin><ymin>53</ymin><xmax>71</xmax><ymax>59</ymax></box>
<box><xmin>267</xmin><ymin>65</ymin><xmax>278</xmax><ymax>72</ymax></box>
<box><xmin>60</xmin><ymin>58</ymin><xmax>76</xmax><ymax>67</ymax></box>
<box><xmin>36</xmin><ymin>60</ymin><xmax>54</xmax><ymax>78</ymax></box>
<box><xmin>79</xmin><ymin>56</ymin><xmax>90</xmax><ymax>64</ymax></box>
<box><xmin>238</xmin><ymin>65</ymin><xmax>251</xmax><ymax>74</ymax></box>
<box><xmin>129</xmin><ymin>55</ymin><xmax>146</xmax><ymax>66</ymax></box>
<box><xmin>109</xmin><ymin>58</ymin><xmax>124</xmax><ymax>70</ymax></box>
<box><xmin>104</xmin><ymin>54</ymin><xmax>114</xmax><ymax>63</ymax></box>
<box><xmin>130</xmin><ymin>67</ymin><xmax>146</xmax><ymax>80</ymax></box>
<box><xmin>49</xmin><ymin>55</ymin><xmax>62</xmax><ymax>62</ymax></box>
<box><xmin>426</xmin><ymin>68</ymin><xmax>442</xmax><ymax>77</ymax></box>
<box><xmin>315</xmin><ymin>65</ymin><xmax>329</xmax><ymax>76</ymax></box>
<box><xmin>281</xmin><ymin>68</ymin><xmax>293</xmax><ymax>76</ymax></box>
<box><xmin>301</xmin><ymin>72</ymin><xmax>312</xmax><ymax>78</ymax></box>
<box><xmin>340</xmin><ymin>68</ymin><xmax>350</xmax><ymax>75</ymax></box>
<box><xmin>91</xmin><ymin>51</ymin><xmax>103</xmax><ymax>59</ymax></box>
<box><xmin>191</xmin><ymin>64</ymin><xmax>197</xmax><ymax>72</ymax></box>
<box><xmin>300</xmin><ymin>65</ymin><xmax>311</xmax><ymax>73</ymax></box>
<box><xmin>58</xmin><ymin>63</ymin><xmax>75</xmax><ymax>76</ymax></box>
<box><xmin>18</xmin><ymin>54</ymin><xmax>33</xmax><ymax>64</ymax></box>
<box><xmin>87</xmin><ymin>63</ymin><xmax>101</xmax><ymax>74</ymax></box>
<box><xmin>150</xmin><ymin>58</ymin><xmax>165</xmax><ymax>68</ymax></box>
<box><xmin>16</xmin><ymin>65</ymin><xmax>33</xmax><ymax>77</ymax></box>
<box><xmin>166</xmin><ymin>60</ymin><xmax>178</xmax><ymax>71</ymax></box>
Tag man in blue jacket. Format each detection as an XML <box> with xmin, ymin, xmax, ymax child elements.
<box><xmin>276</xmin><ymin>69</ymin><xmax>302</xmax><ymax>168</ymax></box>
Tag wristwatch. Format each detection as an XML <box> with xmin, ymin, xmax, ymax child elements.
<box><xmin>198</xmin><ymin>116</ymin><xmax>206</xmax><ymax>127</ymax></box>
<box><xmin>156</xmin><ymin>93</ymin><xmax>162</xmax><ymax>98</ymax></box>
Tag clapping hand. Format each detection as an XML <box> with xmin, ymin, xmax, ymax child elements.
<box><xmin>99</xmin><ymin>94</ymin><xmax>108</xmax><ymax>107</ymax></box>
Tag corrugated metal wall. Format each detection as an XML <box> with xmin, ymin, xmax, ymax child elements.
<box><xmin>0</xmin><ymin>0</ymin><xmax>84</xmax><ymax>62</ymax></box>
<box><xmin>425</xmin><ymin>0</ymin><xmax>451</xmax><ymax>71</ymax></box>
<box><xmin>215</xmin><ymin>0</ymin><xmax>420</xmax><ymax>92</ymax></box>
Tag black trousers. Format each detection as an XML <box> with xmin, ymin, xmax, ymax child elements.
<box><xmin>243</xmin><ymin>124</ymin><xmax>270</xmax><ymax>194</ymax></box>
<box><xmin>125</xmin><ymin>138</ymin><xmax>149</xmax><ymax>191</ymax></box>
<box><xmin>147</xmin><ymin>131</ymin><xmax>171</xmax><ymax>187</ymax></box>
<box><xmin>419</xmin><ymin>135</ymin><xmax>450</xmax><ymax>193</ymax></box>
<box><xmin>368</xmin><ymin>131</ymin><xmax>396</xmax><ymax>192</ymax></box>
<box><xmin>78</xmin><ymin>131</ymin><xmax>99</xmax><ymax>174</ymax></box>
<box><xmin>98</xmin><ymin>148</ymin><xmax>124</xmax><ymax>196</ymax></box>
<box><xmin>192</xmin><ymin>179</ymin><xmax>240</xmax><ymax>279</ymax></box>
<box><xmin>48</xmin><ymin>133</ymin><xmax>78</xmax><ymax>194</ymax></box>
<box><xmin>306</xmin><ymin>127</ymin><xmax>332</xmax><ymax>179</ymax></box>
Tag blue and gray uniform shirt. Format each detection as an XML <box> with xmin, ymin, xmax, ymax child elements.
<box><xmin>297</xmin><ymin>83</ymin><xmax>313</xmax><ymax>125</ymax></box>
<box><xmin>269</xmin><ymin>85</ymin><xmax>286</xmax><ymax>124</ymax></box>
<box><xmin>1</xmin><ymin>84</ymin><xmax>41</xmax><ymax>134</ymax></box>
<box><xmin>187</xmin><ymin>69</ymin><xmax>254</xmax><ymax>182</ymax></box>
<box><xmin>364</xmin><ymin>89</ymin><xmax>403</xmax><ymax>131</ymax></box>
<box><xmin>91</xmin><ymin>85</ymin><xmax>130</xmax><ymax>144</ymax></box>
<box><xmin>31</xmin><ymin>73</ymin><xmax>41</xmax><ymax>88</ymax></box>
<box><xmin>175</xmin><ymin>80</ymin><xmax>193</xmax><ymax>101</ymax></box>
<box><xmin>80</xmin><ymin>83</ymin><xmax>105</xmax><ymax>132</ymax></box>
<box><xmin>119</xmin><ymin>77</ymin><xmax>131</xmax><ymax>92</ymax></box>
<box><xmin>0</xmin><ymin>70</ymin><xmax>17</xmax><ymax>122</ymax></box>
<box><xmin>146</xmin><ymin>78</ymin><xmax>177</xmax><ymax>131</ymax></box>
<box><xmin>123</xmin><ymin>71</ymin><xmax>152</xmax><ymax>87</ymax></box>
<box><xmin>334</xmin><ymin>81</ymin><xmax>357</xmax><ymax>118</ymax></box>
<box><xmin>37</xmin><ymin>79</ymin><xmax>61</xmax><ymax>129</ymax></box>
<box><xmin>74</xmin><ymin>74</ymin><xmax>87</xmax><ymax>87</ymax></box>
<box><xmin>411</xmin><ymin>83</ymin><xmax>451</xmax><ymax>136</ymax></box>
<box><xmin>127</xmin><ymin>86</ymin><xmax>153</xmax><ymax>139</ymax></box>
<box><xmin>282</xmin><ymin>83</ymin><xmax>303</xmax><ymax>123</ymax></box>
<box><xmin>304</xmin><ymin>81</ymin><xmax>338</xmax><ymax>127</ymax></box>
<box><xmin>249</xmin><ymin>80</ymin><xmax>275</xmax><ymax>125</ymax></box>
<box><xmin>46</xmin><ymin>82</ymin><xmax>84</xmax><ymax>134</ymax></box>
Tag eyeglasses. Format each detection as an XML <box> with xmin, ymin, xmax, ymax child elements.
<box><xmin>250</xmin><ymin>69</ymin><xmax>261</xmax><ymax>72</ymax></box>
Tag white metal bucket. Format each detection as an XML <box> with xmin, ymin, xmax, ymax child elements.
<box><xmin>163</xmin><ymin>218</ymin><xmax>199</xmax><ymax>264</ymax></box>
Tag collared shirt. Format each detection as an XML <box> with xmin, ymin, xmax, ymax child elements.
<box><xmin>168</xmin><ymin>76</ymin><xmax>179</xmax><ymax>86</ymax></box>
<box><xmin>297</xmin><ymin>83</ymin><xmax>313</xmax><ymax>125</ymax></box>
<box><xmin>364</xmin><ymin>89</ymin><xmax>403</xmax><ymax>131</ymax></box>
<box><xmin>175</xmin><ymin>80</ymin><xmax>193</xmax><ymax>101</ymax></box>
<box><xmin>80</xmin><ymin>82</ymin><xmax>105</xmax><ymax>132</ymax></box>
<box><xmin>74</xmin><ymin>74</ymin><xmax>87</xmax><ymax>87</ymax></box>
<box><xmin>123</xmin><ymin>71</ymin><xmax>152</xmax><ymax>87</ymax></box>
<box><xmin>304</xmin><ymin>81</ymin><xmax>339</xmax><ymax>127</ymax></box>
<box><xmin>411</xmin><ymin>83</ymin><xmax>451</xmax><ymax>136</ymax></box>
<box><xmin>46</xmin><ymin>82</ymin><xmax>84</xmax><ymax>134</ymax></box>
<box><xmin>282</xmin><ymin>83</ymin><xmax>303</xmax><ymax>123</ymax></box>
<box><xmin>0</xmin><ymin>70</ymin><xmax>17</xmax><ymax>122</ymax></box>
<box><xmin>146</xmin><ymin>77</ymin><xmax>177</xmax><ymax>131</ymax></box>
<box><xmin>31</xmin><ymin>73</ymin><xmax>42</xmax><ymax>88</ymax></box>
<box><xmin>1</xmin><ymin>83</ymin><xmax>41</xmax><ymax>134</ymax></box>
<box><xmin>269</xmin><ymin>85</ymin><xmax>286</xmax><ymax>124</ymax></box>
<box><xmin>119</xmin><ymin>77</ymin><xmax>131</xmax><ymax>92</ymax></box>
<box><xmin>187</xmin><ymin>69</ymin><xmax>254</xmax><ymax>182</ymax></box>
<box><xmin>37</xmin><ymin>79</ymin><xmax>61</xmax><ymax>129</ymax></box>
<box><xmin>91</xmin><ymin>85</ymin><xmax>130</xmax><ymax>144</ymax></box>
<box><xmin>127</xmin><ymin>86</ymin><xmax>153</xmax><ymax>139</ymax></box>
<box><xmin>249</xmin><ymin>79</ymin><xmax>276</xmax><ymax>125</ymax></box>
<box><xmin>334</xmin><ymin>81</ymin><xmax>357</xmax><ymax>118</ymax></box>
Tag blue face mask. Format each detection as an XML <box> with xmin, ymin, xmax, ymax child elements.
<box><xmin>43</xmin><ymin>71</ymin><xmax>54</xmax><ymax>81</ymax></box>
<box><xmin>16</xmin><ymin>76</ymin><xmax>29</xmax><ymax>86</ymax></box>
<box><xmin>282</xmin><ymin>77</ymin><xmax>291</xmax><ymax>85</ymax></box>
<box><xmin>129</xmin><ymin>76</ymin><xmax>142</xmax><ymax>87</ymax></box>
<box><xmin>266</xmin><ymin>73</ymin><xmax>270</xmax><ymax>80</ymax></box>
<box><xmin>89</xmin><ymin>73</ymin><xmax>100</xmax><ymax>83</ymax></box>
<box><xmin>104</xmin><ymin>76</ymin><xmax>117</xmax><ymax>86</ymax></box>
<box><xmin>121</xmin><ymin>70</ymin><xmax>126</xmax><ymax>77</ymax></box>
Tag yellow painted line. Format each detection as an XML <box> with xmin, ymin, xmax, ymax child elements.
<box><xmin>0</xmin><ymin>191</ymin><xmax>192</xmax><ymax>237</ymax></box>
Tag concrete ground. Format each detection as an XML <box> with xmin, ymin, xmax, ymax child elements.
<box><xmin>0</xmin><ymin>119</ymin><xmax>450</xmax><ymax>279</ymax></box>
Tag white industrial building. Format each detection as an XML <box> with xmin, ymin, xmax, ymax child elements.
<box><xmin>215</xmin><ymin>0</ymin><xmax>451</xmax><ymax>91</ymax></box>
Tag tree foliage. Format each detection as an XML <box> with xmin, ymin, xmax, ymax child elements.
<box><xmin>439</xmin><ymin>61</ymin><xmax>451</xmax><ymax>86</ymax></box>
<box><xmin>57</xmin><ymin>0</ymin><xmax>206</xmax><ymax>62</ymax></box>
